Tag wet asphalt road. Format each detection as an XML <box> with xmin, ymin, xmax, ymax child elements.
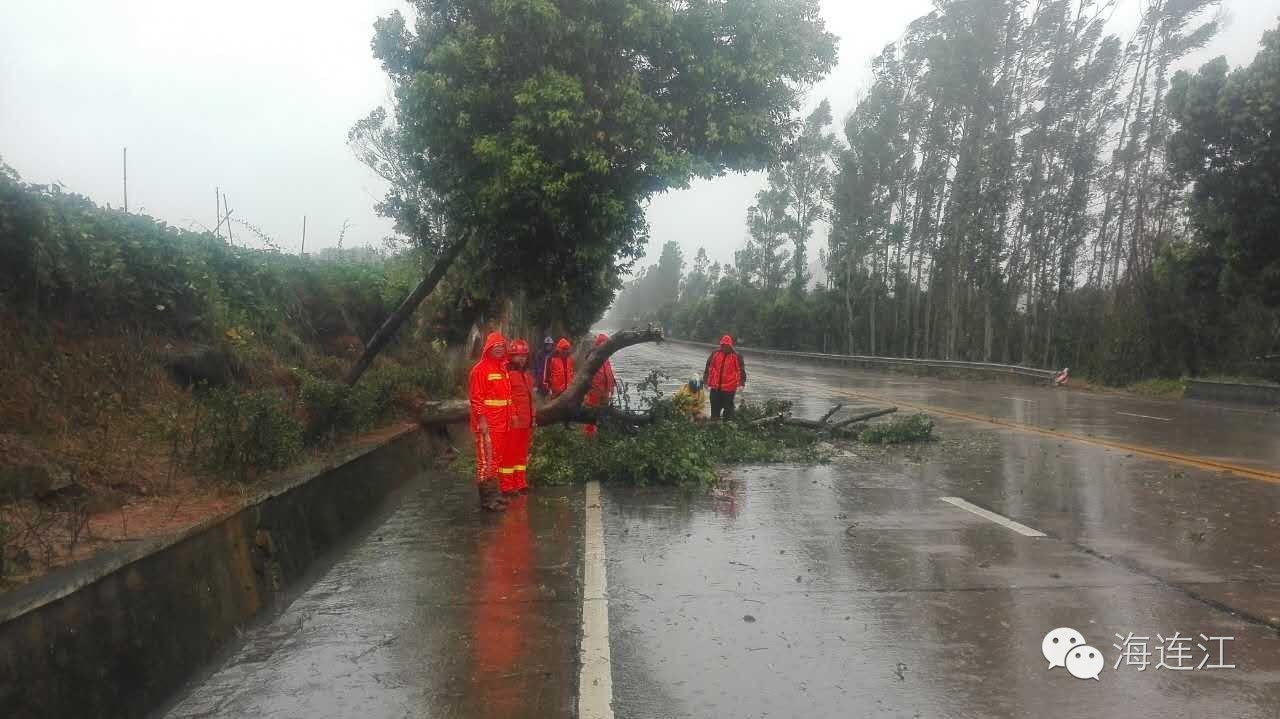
<box><xmin>162</xmin><ymin>480</ymin><xmax>585</xmax><ymax>719</ymax></box>
<box><xmin>162</xmin><ymin>340</ymin><xmax>1280</xmax><ymax>718</ymax></box>
<box><xmin>604</xmin><ymin>341</ymin><xmax>1280</xmax><ymax>719</ymax></box>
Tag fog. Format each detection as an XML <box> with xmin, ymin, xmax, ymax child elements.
<box><xmin>2</xmin><ymin>0</ymin><xmax>1276</xmax><ymax>266</ymax></box>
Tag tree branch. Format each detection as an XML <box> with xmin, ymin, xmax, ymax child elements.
<box><xmin>537</xmin><ymin>326</ymin><xmax>664</xmax><ymax>424</ymax></box>
<box><xmin>417</xmin><ymin>326</ymin><xmax>666</xmax><ymax>426</ymax></box>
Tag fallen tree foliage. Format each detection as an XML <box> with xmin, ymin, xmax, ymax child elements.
<box><xmin>456</xmin><ymin>403</ymin><xmax>822</xmax><ymax>488</ymax></box>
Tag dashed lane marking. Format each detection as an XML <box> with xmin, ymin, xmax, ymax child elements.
<box><xmin>940</xmin><ymin>497</ymin><xmax>1047</xmax><ymax>537</ymax></box>
<box><xmin>1116</xmin><ymin>411</ymin><xmax>1172</xmax><ymax>422</ymax></box>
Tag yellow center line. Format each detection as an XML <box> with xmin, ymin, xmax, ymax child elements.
<box><xmin>819</xmin><ymin>385</ymin><xmax>1280</xmax><ymax>485</ymax></box>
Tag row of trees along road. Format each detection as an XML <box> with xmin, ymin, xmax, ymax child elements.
<box><xmin>607</xmin><ymin>0</ymin><xmax>1280</xmax><ymax>385</ymax></box>
<box><xmin>343</xmin><ymin>0</ymin><xmax>837</xmax><ymax>384</ymax></box>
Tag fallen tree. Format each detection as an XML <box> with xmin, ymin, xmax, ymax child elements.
<box><xmin>419</xmin><ymin>326</ymin><xmax>665</xmax><ymax>427</ymax></box>
<box><xmin>419</xmin><ymin>327</ymin><xmax>908</xmax><ymax>442</ymax></box>
<box><xmin>345</xmin><ymin>238</ymin><xmax>468</xmax><ymax>386</ymax></box>
<box><xmin>748</xmin><ymin>406</ymin><xmax>898</xmax><ymax>437</ymax></box>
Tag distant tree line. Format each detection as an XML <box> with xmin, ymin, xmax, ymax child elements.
<box><xmin>606</xmin><ymin>0</ymin><xmax>1280</xmax><ymax>384</ymax></box>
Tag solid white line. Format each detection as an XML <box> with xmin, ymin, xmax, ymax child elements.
<box><xmin>578</xmin><ymin>481</ymin><xmax>614</xmax><ymax>719</ymax></box>
<box><xmin>1116</xmin><ymin>411</ymin><xmax>1172</xmax><ymax>422</ymax></box>
<box><xmin>939</xmin><ymin>497</ymin><xmax>1046</xmax><ymax>537</ymax></box>
<box><xmin>1002</xmin><ymin>396</ymin><xmax>1037</xmax><ymax>403</ymax></box>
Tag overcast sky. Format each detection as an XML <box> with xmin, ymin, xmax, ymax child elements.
<box><xmin>2</xmin><ymin>1</ymin><xmax>1276</xmax><ymax>267</ymax></box>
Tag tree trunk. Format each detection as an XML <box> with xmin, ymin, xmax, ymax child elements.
<box><xmin>845</xmin><ymin>256</ymin><xmax>855</xmax><ymax>354</ymax></box>
<box><xmin>869</xmin><ymin>284</ymin><xmax>877</xmax><ymax>356</ymax></box>
<box><xmin>345</xmin><ymin>238</ymin><xmax>468</xmax><ymax>385</ymax></box>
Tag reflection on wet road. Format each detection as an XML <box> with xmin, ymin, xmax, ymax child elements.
<box><xmin>164</xmin><ymin>339</ymin><xmax>1279</xmax><ymax>718</ymax></box>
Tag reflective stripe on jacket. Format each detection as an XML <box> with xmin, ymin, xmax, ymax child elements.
<box><xmin>468</xmin><ymin>332</ymin><xmax>512</xmax><ymax>430</ymax></box>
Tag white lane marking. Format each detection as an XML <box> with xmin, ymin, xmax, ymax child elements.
<box><xmin>1002</xmin><ymin>396</ymin><xmax>1037</xmax><ymax>403</ymax></box>
<box><xmin>579</xmin><ymin>481</ymin><xmax>614</xmax><ymax>719</ymax></box>
<box><xmin>1116</xmin><ymin>411</ymin><xmax>1172</xmax><ymax>422</ymax></box>
<box><xmin>939</xmin><ymin>497</ymin><xmax>1046</xmax><ymax>537</ymax></box>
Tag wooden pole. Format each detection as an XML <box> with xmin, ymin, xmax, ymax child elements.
<box><xmin>222</xmin><ymin>193</ymin><xmax>235</xmax><ymax>246</ymax></box>
<box><xmin>215</xmin><ymin>187</ymin><xmax>222</xmax><ymax>239</ymax></box>
<box><xmin>300</xmin><ymin>215</ymin><xmax>307</xmax><ymax>255</ymax></box>
<box><xmin>122</xmin><ymin>147</ymin><xmax>128</xmax><ymax>213</ymax></box>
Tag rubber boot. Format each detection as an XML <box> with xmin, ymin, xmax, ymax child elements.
<box><xmin>478</xmin><ymin>479</ymin><xmax>507</xmax><ymax>512</ymax></box>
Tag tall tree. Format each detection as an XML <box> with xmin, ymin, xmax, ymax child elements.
<box><xmin>1168</xmin><ymin>24</ymin><xmax>1280</xmax><ymax>309</ymax></box>
<box><xmin>348</xmin><ymin>0</ymin><xmax>837</xmax><ymax>382</ymax></box>
<box><xmin>776</xmin><ymin>100</ymin><xmax>839</xmax><ymax>290</ymax></box>
<box><xmin>741</xmin><ymin>185</ymin><xmax>794</xmax><ymax>293</ymax></box>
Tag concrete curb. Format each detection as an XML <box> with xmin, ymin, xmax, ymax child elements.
<box><xmin>664</xmin><ymin>338</ymin><xmax>1055</xmax><ymax>384</ymax></box>
<box><xmin>0</xmin><ymin>423</ymin><xmax>450</xmax><ymax>719</ymax></box>
<box><xmin>1185</xmin><ymin>379</ymin><xmax>1280</xmax><ymax>407</ymax></box>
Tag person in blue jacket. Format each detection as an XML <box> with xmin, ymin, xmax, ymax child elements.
<box><xmin>531</xmin><ymin>336</ymin><xmax>555</xmax><ymax>396</ymax></box>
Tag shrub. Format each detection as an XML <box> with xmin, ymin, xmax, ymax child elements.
<box><xmin>859</xmin><ymin>413</ymin><xmax>935</xmax><ymax>445</ymax></box>
<box><xmin>299</xmin><ymin>359</ymin><xmax>452</xmax><ymax>445</ymax></box>
<box><xmin>195</xmin><ymin>389</ymin><xmax>302</xmax><ymax>480</ymax></box>
<box><xmin>1128</xmin><ymin>378</ymin><xmax>1186</xmax><ymax>398</ymax></box>
<box><xmin>298</xmin><ymin>373</ymin><xmax>358</xmax><ymax>442</ymax></box>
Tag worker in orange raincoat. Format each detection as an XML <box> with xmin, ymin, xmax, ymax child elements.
<box><xmin>582</xmin><ymin>333</ymin><xmax>615</xmax><ymax>437</ymax></box>
<box><xmin>504</xmin><ymin>339</ymin><xmax>536</xmax><ymax>495</ymax></box>
<box><xmin>469</xmin><ymin>331</ymin><xmax>512</xmax><ymax>511</ymax></box>
<box><xmin>543</xmin><ymin>337</ymin><xmax>574</xmax><ymax>397</ymax></box>
<box><xmin>704</xmin><ymin>334</ymin><xmax>746</xmax><ymax>420</ymax></box>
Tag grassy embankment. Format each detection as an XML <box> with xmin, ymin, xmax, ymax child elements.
<box><xmin>0</xmin><ymin>164</ymin><xmax>456</xmax><ymax>587</ymax></box>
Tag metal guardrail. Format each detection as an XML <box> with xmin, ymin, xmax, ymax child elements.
<box><xmin>665</xmin><ymin>337</ymin><xmax>1056</xmax><ymax>383</ymax></box>
<box><xmin>1184</xmin><ymin>379</ymin><xmax>1280</xmax><ymax>406</ymax></box>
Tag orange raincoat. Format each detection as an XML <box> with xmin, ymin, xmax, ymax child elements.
<box><xmin>505</xmin><ymin>346</ymin><xmax>536</xmax><ymax>493</ymax></box>
<box><xmin>468</xmin><ymin>332</ymin><xmax>511</xmax><ymax>483</ymax></box>
<box><xmin>583</xmin><ymin>334</ymin><xmax>614</xmax><ymax>437</ymax></box>
<box><xmin>543</xmin><ymin>338</ymin><xmax>574</xmax><ymax>396</ymax></box>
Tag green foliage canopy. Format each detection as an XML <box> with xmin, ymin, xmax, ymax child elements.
<box><xmin>370</xmin><ymin>0</ymin><xmax>837</xmax><ymax>331</ymax></box>
<box><xmin>1168</xmin><ymin>25</ymin><xmax>1280</xmax><ymax>307</ymax></box>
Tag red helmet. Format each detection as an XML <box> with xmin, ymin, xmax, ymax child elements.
<box><xmin>720</xmin><ymin>334</ymin><xmax>733</xmax><ymax>347</ymax></box>
<box><xmin>556</xmin><ymin>338</ymin><xmax>571</xmax><ymax>351</ymax></box>
<box><xmin>510</xmin><ymin>339</ymin><xmax>530</xmax><ymax>356</ymax></box>
<box><xmin>593</xmin><ymin>333</ymin><xmax>608</xmax><ymax>347</ymax></box>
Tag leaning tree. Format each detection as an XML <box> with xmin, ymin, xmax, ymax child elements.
<box><xmin>345</xmin><ymin>0</ymin><xmax>837</xmax><ymax>384</ymax></box>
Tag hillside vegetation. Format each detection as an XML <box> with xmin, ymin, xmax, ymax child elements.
<box><xmin>0</xmin><ymin>164</ymin><xmax>456</xmax><ymax>586</ymax></box>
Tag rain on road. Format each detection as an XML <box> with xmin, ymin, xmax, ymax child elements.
<box><xmin>161</xmin><ymin>339</ymin><xmax>1280</xmax><ymax>719</ymax></box>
